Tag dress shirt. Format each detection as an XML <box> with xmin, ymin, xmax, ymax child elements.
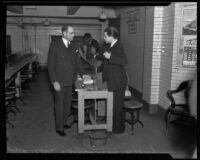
<box><xmin>62</xmin><ymin>37</ymin><xmax>70</xmax><ymax>48</ymax></box>
<box><xmin>110</xmin><ymin>39</ymin><xmax>118</xmax><ymax>48</ymax></box>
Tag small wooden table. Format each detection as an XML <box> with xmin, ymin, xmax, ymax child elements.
<box><xmin>75</xmin><ymin>76</ymin><xmax>113</xmax><ymax>133</ymax></box>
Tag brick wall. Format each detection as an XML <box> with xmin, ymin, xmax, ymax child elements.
<box><xmin>158</xmin><ymin>4</ymin><xmax>175</xmax><ymax>109</ymax></box>
<box><xmin>150</xmin><ymin>6</ymin><xmax>164</xmax><ymax>104</ymax></box>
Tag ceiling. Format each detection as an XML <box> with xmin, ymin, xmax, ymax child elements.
<box><xmin>7</xmin><ymin>6</ymin><xmax>118</xmax><ymax>15</ymax></box>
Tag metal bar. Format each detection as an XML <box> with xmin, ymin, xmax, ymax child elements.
<box><xmin>7</xmin><ymin>15</ymin><xmax>100</xmax><ymax>19</ymax></box>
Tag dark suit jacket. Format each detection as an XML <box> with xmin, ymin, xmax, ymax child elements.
<box><xmin>47</xmin><ymin>38</ymin><xmax>83</xmax><ymax>86</ymax></box>
<box><xmin>102</xmin><ymin>40</ymin><xmax>128</xmax><ymax>91</ymax></box>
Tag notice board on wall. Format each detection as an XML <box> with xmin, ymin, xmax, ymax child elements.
<box><xmin>127</xmin><ymin>9</ymin><xmax>140</xmax><ymax>34</ymax></box>
<box><xmin>180</xmin><ymin>3</ymin><xmax>197</xmax><ymax>67</ymax></box>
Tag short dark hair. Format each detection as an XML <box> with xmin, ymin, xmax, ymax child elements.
<box><xmin>83</xmin><ymin>33</ymin><xmax>91</xmax><ymax>39</ymax></box>
<box><xmin>61</xmin><ymin>25</ymin><xmax>71</xmax><ymax>33</ymax></box>
<box><xmin>104</xmin><ymin>26</ymin><xmax>118</xmax><ymax>39</ymax></box>
<box><xmin>91</xmin><ymin>40</ymin><xmax>99</xmax><ymax>50</ymax></box>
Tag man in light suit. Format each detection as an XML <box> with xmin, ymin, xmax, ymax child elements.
<box><xmin>48</xmin><ymin>25</ymin><xmax>83</xmax><ymax>136</ymax></box>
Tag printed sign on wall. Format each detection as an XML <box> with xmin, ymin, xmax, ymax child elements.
<box><xmin>127</xmin><ymin>9</ymin><xmax>140</xmax><ymax>34</ymax></box>
<box><xmin>182</xmin><ymin>36</ymin><xmax>197</xmax><ymax>66</ymax></box>
<box><xmin>181</xmin><ymin>3</ymin><xmax>197</xmax><ymax>67</ymax></box>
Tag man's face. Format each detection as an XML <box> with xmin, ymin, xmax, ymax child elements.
<box><xmin>83</xmin><ymin>45</ymin><xmax>87</xmax><ymax>52</ymax></box>
<box><xmin>104</xmin><ymin>32</ymin><xmax>111</xmax><ymax>44</ymax></box>
<box><xmin>91</xmin><ymin>47</ymin><xmax>96</xmax><ymax>55</ymax></box>
<box><xmin>63</xmin><ymin>26</ymin><xmax>75</xmax><ymax>41</ymax></box>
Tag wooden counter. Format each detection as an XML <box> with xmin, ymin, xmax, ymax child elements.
<box><xmin>5</xmin><ymin>54</ymin><xmax>37</xmax><ymax>96</ymax></box>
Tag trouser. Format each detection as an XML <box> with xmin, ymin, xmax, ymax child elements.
<box><xmin>54</xmin><ymin>86</ymin><xmax>72</xmax><ymax>131</ymax></box>
<box><xmin>112</xmin><ymin>87</ymin><xmax>126</xmax><ymax>133</ymax></box>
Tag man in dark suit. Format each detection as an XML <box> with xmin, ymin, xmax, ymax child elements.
<box><xmin>47</xmin><ymin>25</ymin><xmax>83</xmax><ymax>136</ymax></box>
<box><xmin>102</xmin><ymin>26</ymin><xmax>128</xmax><ymax>134</ymax></box>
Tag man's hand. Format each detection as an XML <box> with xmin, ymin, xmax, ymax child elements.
<box><xmin>53</xmin><ymin>81</ymin><xmax>61</xmax><ymax>92</ymax></box>
<box><xmin>103</xmin><ymin>51</ymin><xmax>111</xmax><ymax>59</ymax></box>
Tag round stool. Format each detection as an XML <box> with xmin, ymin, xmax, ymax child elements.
<box><xmin>23</xmin><ymin>69</ymin><xmax>35</xmax><ymax>81</ymax></box>
<box><xmin>124</xmin><ymin>100</ymin><xmax>144</xmax><ymax>135</ymax></box>
<box><xmin>5</xmin><ymin>88</ymin><xmax>21</xmax><ymax>113</ymax></box>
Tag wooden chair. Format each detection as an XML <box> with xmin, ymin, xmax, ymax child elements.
<box><xmin>165</xmin><ymin>80</ymin><xmax>195</xmax><ymax>136</ymax></box>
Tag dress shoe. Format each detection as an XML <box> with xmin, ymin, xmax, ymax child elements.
<box><xmin>56</xmin><ymin>130</ymin><xmax>66</xmax><ymax>136</ymax></box>
<box><xmin>64</xmin><ymin>124</ymin><xmax>71</xmax><ymax>129</ymax></box>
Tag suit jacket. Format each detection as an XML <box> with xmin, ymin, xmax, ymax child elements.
<box><xmin>102</xmin><ymin>40</ymin><xmax>128</xmax><ymax>91</ymax></box>
<box><xmin>47</xmin><ymin>38</ymin><xmax>83</xmax><ymax>86</ymax></box>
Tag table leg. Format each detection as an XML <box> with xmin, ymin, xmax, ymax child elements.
<box><xmin>28</xmin><ymin>62</ymin><xmax>33</xmax><ymax>78</ymax></box>
<box><xmin>78</xmin><ymin>92</ymin><xmax>84</xmax><ymax>133</ymax></box>
<box><xmin>107</xmin><ymin>92</ymin><xmax>113</xmax><ymax>132</ymax></box>
<box><xmin>15</xmin><ymin>71</ymin><xmax>21</xmax><ymax>98</ymax></box>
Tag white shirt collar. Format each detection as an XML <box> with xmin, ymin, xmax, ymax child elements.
<box><xmin>110</xmin><ymin>39</ymin><xmax>117</xmax><ymax>48</ymax></box>
<box><xmin>62</xmin><ymin>37</ymin><xmax>70</xmax><ymax>48</ymax></box>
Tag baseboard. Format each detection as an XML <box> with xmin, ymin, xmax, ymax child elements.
<box><xmin>143</xmin><ymin>100</ymin><xmax>166</xmax><ymax>114</ymax></box>
<box><xmin>128</xmin><ymin>85</ymin><xmax>142</xmax><ymax>99</ymax></box>
<box><xmin>128</xmin><ymin>85</ymin><xmax>165</xmax><ymax>114</ymax></box>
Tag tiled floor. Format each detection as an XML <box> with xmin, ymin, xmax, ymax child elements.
<box><xmin>6</xmin><ymin>70</ymin><xmax>196</xmax><ymax>158</ymax></box>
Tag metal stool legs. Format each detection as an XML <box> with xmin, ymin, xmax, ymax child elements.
<box><xmin>6</xmin><ymin>109</ymin><xmax>15</xmax><ymax>128</ymax></box>
<box><xmin>136</xmin><ymin>110</ymin><xmax>144</xmax><ymax>128</ymax></box>
<box><xmin>125</xmin><ymin>109</ymin><xmax>144</xmax><ymax>135</ymax></box>
<box><xmin>131</xmin><ymin>111</ymin><xmax>134</xmax><ymax>135</ymax></box>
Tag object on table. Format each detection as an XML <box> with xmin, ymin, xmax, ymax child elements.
<box><xmin>83</xmin><ymin>74</ymin><xmax>94</xmax><ymax>85</ymax></box>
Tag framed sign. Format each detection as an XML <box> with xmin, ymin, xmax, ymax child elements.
<box><xmin>177</xmin><ymin>3</ymin><xmax>197</xmax><ymax>67</ymax></box>
<box><xmin>127</xmin><ymin>9</ymin><xmax>140</xmax><ymax>34</ymax></box>
<box><xmin>182</xmin><ymin>36</ymin><xmax>197</xmax><ymax>66</ymax></box>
